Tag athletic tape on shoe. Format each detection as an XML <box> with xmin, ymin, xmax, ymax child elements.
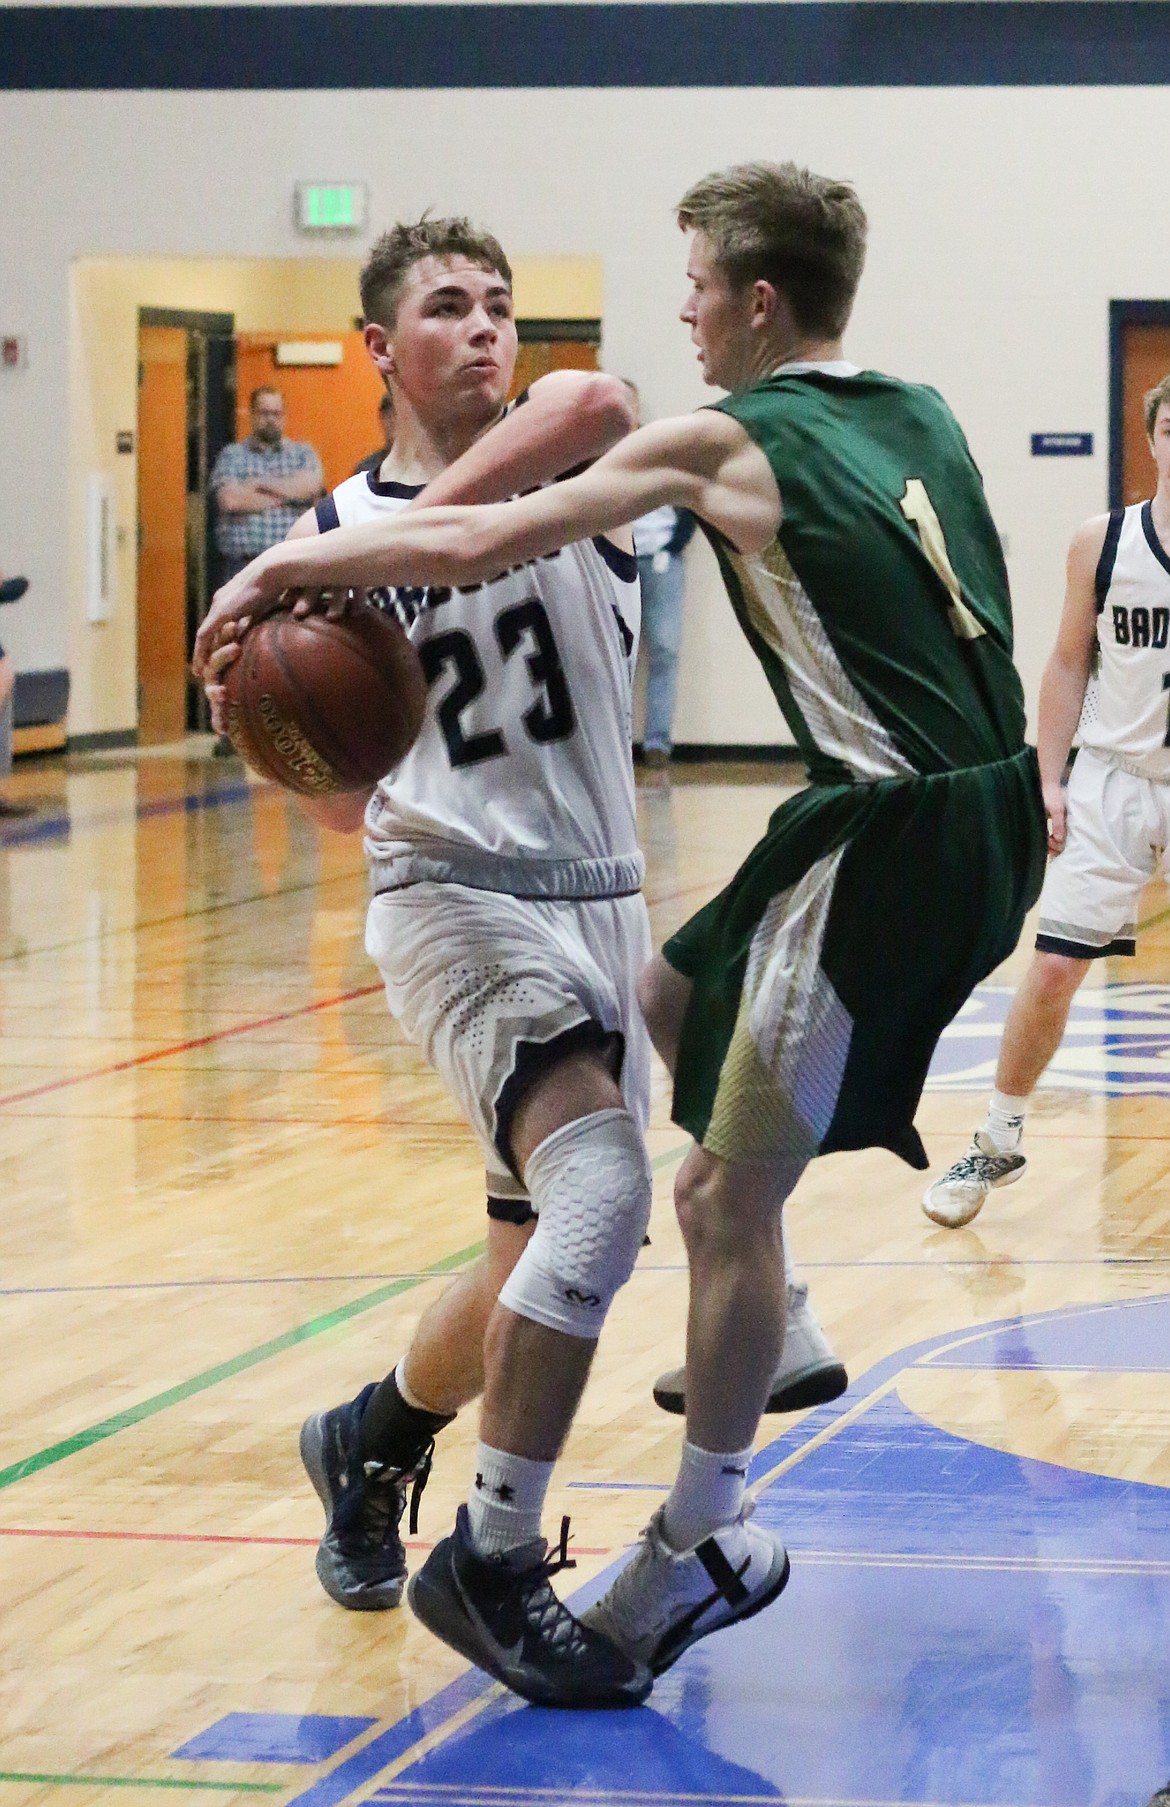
<box><xmin>498</xmin><ymin>1108</ymin><xmax>652</xmax><ymax>1338</ymax></box>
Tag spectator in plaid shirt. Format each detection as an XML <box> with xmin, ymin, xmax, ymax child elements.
<box><xmin>210</xmin><ymin>388</ymin><xmax>323</xmax><ymax>582</ymax></box>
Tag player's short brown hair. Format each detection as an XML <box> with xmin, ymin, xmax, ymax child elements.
<box><xmin>1144</xmin><ymin>373</ymin><xmax>1170</xmax><ymax>437</ymax></box>
<box><xmin>677</xmin><ymin>161</ymin><xmax>867</xmax><ymax>338</ymax></box>
<box><xmin>360</xmin><ymin>216</ymin><xmax>513</xmax><ymax>328</ymax></box>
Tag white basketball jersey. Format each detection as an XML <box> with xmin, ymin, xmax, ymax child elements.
<box><xmin>319</xmin><ymin>470</ymin><xmax>643</xmax><ymax>900</ymax></box>
<box><xmin>1082</xmin><ymin>501</ymin><xmax>1170</xmax><ymax>780</ymax></box>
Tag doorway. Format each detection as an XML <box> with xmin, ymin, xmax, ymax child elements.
<box><xmin>136</xmin><ymin>306</ymin><xmax>235</xmax><ymax>742</ymax></box>
<box><xmin>513</xmin><ymin>317</ymin><xmax>601</xmax><ymax>395</ymax></box>
<box><xmin>1109</xmin><ymin>301</ymin><xmax>1170</xmax><ymax>508</ymax></box>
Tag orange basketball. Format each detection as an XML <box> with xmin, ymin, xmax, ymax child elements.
<box><xmin>222</xmin><ymin>605</ymin><xmax>426</xmax><ymax>796</ymax></box>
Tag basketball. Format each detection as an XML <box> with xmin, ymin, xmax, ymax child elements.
<box><xmin>222</xmin><ymin>604</ymin><xmax>427</xmax><ymax>796</ymax></box>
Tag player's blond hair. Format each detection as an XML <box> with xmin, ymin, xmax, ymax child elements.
<box><xmin>1144</xmin><ymin>373</ymin><xmax>1170</xmax><ymax>437</ymax></box>
<box><xmin>677</xmin><ymin>161</ymin><xmax>867</xmax><ymax>339</ymax></box>
<box><xmin>360</xmin><ymin>215</ymin><xmax>513</xmax><ymax>328</ymax></box>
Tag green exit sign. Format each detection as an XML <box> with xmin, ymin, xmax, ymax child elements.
<box><xmin>295</xmin><ymin>183</ymin><xmax>368</xmax><ymax>233</ymax></box>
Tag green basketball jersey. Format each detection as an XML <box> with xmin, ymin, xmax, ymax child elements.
<box><xmin>710</xmin><ymin>368</ymin><xmax>1027</xmax><ymax>782</ymax></box>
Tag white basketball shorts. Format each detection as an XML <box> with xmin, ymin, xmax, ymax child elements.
<box><xmin>1036</xmin><ymin>748</ymin><xmax>1170</xmax><ymax>958</ymax></box>
<box><xmin>365</xmin><ymin>882</ymin><xmax>653</xmax><ymax>1215</ymax></box>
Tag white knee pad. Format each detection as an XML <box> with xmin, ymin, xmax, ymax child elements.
<box><xmin>497</xmin><ymin>1108</ymin><xmax>653</xmax><ymax>1339</ymax></box>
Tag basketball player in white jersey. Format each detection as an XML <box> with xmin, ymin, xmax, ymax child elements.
<box><xmin>923</xmin><ymin>372</ymin><xmax>1170</xmax><ymax>1226</ymax></box>
<box><xmin>199</xmin><ymin>216</ymin><xmax>843</xmax><ymax>1709</ymax></box>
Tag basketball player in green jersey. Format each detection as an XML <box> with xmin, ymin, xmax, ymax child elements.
<box><xmin>200</xmin><ymin>161</ymin><xmax>1046</xmax><ymax>1695</ymax></box>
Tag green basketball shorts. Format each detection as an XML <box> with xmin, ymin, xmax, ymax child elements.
<box><xmin>664</xmin><ymin>747</ymin><xmax>1046</xmax><ymax>1170</ymax></box>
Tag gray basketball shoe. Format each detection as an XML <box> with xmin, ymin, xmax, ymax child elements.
<box><xmin>581</xmin><ymin>1501</ymin><xmax>790</xmax><ymax>1676</ymax></box>
<box><xmin>921</xmin><ymin>1129</ymin><xmax>1027</xmax><ymax>1228</ymax></box>
<box><xmin>300</xmin><ymin>1383</ymin><xmax>433</xmax><ymax>1610</ymax></box>
<box><xmin>653</xmin><ymin>1279</ymin><xmax>847</xmax><ymax>1416</ymax></box>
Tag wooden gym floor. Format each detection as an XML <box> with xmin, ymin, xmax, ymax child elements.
<box><xmin>2</xmin><ymin>745</ymin><xmax>1169</xmax><ymax>1807</ymax></box>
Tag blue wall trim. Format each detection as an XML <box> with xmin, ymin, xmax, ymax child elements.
<box><xmin>3</xmin><ymin>4</ymin><xmax>1170</xmax><ymax>92</ymax></box>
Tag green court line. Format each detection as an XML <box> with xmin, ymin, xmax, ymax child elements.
<box><xmin>0</xmin><ymin>1145</ymin><xmax>689</xmax><ymax>1495</ymax></box>
<box><xmin>1137</xmin><ymin>899</ymin><xmax>1170</xmax><ymax>936</ymax></box>
<box><xmin>0</xmin><ymin>1243</ymin><xmax>483</xmax><ymax>1493</ymax></box>
<box><xmin>0</xmin><ymin>1777</ymin><xmax>284</xmax><ymax>1793</ymax></box>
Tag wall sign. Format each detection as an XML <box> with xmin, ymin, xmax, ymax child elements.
<box><xmin>1</xmin><ymin>336</ymin><xmax>27</xmax><ymax>369</ymax></box>
<box><xmin>1031</xmin><ymin>432</ymin><xmax>1094</xmax><ymax>456</ymax></box>
<box><xmin>294</xmin><ymin>183</ymin><xmax>367</xmax><ymax>234</ymax></box>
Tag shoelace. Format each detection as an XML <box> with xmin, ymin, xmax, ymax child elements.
<box><xmin>346</xmin><ymin>1438</ymin><xmax>437</xmax><ymax>1550</ymax></box>
<box><xmin>518</xmin><ymin>1516</ymin><xmax>591</xmax><ymax>1659</ymax></box>
<box><xmin>947</xmin><ymin>1149</ymin><xmax>1014</xmax><ymax>1182</ymax></box>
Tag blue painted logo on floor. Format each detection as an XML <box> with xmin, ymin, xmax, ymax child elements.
<box><xmin>927</xmin><ymin>981</ymin><xmax>1170</xmax><ymax>1095</ymax></box>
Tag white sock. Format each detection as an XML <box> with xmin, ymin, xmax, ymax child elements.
<box><xmin>983</xmin><ymin>1089</ymin><xmax>1029</xmax><ymax>1153</ymax></box>
<box><xmin>467</xmin><ymin>1443</ymin><xmax>555</xmax><ymax>1556</ymax></box>
<box><xmin>662</xmin><ymin>1439</ymin><xmax>753</xmax><ymax>1552</ymax></box>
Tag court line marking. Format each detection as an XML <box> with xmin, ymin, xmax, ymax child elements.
<box><xmin>0</xmin><ymin>983</ymin><xmax>384</xmax><ymax>1109</ymax></box>
<box><xmin>0</xmin><ymin>865</ymin><xmax>365</xmax><ymax>967</ymax></box>
<box><xmin>792</xmin><ymin>1549</ymin><xmax>1170</xmax><ymax>1574</ymax></box>
<box><xmin>0</xmin><ymin>1147</ymin><xmax>686</xmax><ymax>1298</ymax></box>
<box><xmin>0</xmin><ymin>1145</ymin><xmax>688</xmax><ymax>1493</ymax></box>
<box><xmin>287</xmin><ymin>1383</ymin><xmax>867</xmax><ymax>1805</ymax></box>
<box><xmin>0</xmin><ymin>1777</ymin><xmax>284</xmax><ymax>1795</ymax></box>
<box><xmin>363</xmin><ymin>1787</ymin><xmax>1053</xmax><ymax>1806</ymax></box>
<box><xmin>286</xmin><ymin>1294</ymin><xmax>1170</xmax><ymax>1807</ymax></box>
<box><xmin>0</xmin><ymin>1527</ymin><xmax>612</xmax><ymax>1556</ymax></box>
<box><xmin>0</xmin><ymin>777</ymin><xmax>256</xmax><ymax>849</ymax></box>
<box><xmin>750</xmin><ymin>1376</ymin><xmax>903</xmax><ymax>1495</ymax></box>
<box><xmin>6</xmin><ymin>1525</ymin><xmax>1160</xmax><ymax>1577</ymax></box>
<box><xmin>632</xmin><ymin>1256</ymin><xmax>1170</xmax><ymax>1270</ymax></box>
<box><xmin>0</xmin><ymin>1242</ymin><xmax>483</xmax><ymax>1494</ymax></box>
<box><xmin>913</xmin><ymin>1291</ymin><xmax>1163</xmax><ymax>1366</ymax></box>
<box><xmin>0</xmin><ymin>1274</ymin><xmax>484</xmax><ymax>1296</ymax></box>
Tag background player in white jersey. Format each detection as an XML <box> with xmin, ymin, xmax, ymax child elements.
<box><xmin>924</xmin><ymin>373</ymin><xmax>1170</xmax><ymax>1227</ymax></box>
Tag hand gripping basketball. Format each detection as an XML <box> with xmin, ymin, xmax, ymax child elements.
<box><xmin>221</xmin><ymin>603</ymin><xmax>427</xmax><ymax>796</ymax></box>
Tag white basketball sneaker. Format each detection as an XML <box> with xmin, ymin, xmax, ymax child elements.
<box><xmin>581</xmin><ymin>1501</ymin><xmax>790</xmax><ymax>1676</ymax></box>
<box><xmin>653</xmin><ymin>1278</ymin><xmax>847</xmax><ymax>1416</ymax></box>
<box><xmin>921</xmin><ymin>1129</ymin><xmax>1027</xmax><ymax>1228</ymax></box>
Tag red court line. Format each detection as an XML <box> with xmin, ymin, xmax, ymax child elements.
<box><xmin>0</xmin><ymin>985</ymin><xmax>384</xmax><ymax>1110</ymax></box>
<box><xmin>0</xmin><ymin>1526</ymin><xmax>610</xmax><ymax>1555</ymax></box>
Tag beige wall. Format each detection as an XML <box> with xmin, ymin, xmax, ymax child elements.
<box><xmin>67</xmin><ymin>255</ymin><xmax>602</xmax><ymax>737</ymax></box>
<box><xmin>1</xmin><ymin>84</ymin><xmax>1163</xmax><ymax>744</ymax></box>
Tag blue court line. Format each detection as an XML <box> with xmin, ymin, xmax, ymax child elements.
<box><xmin>280</xmin><ymin>1673</ymin><xmax>496</xmax><ymax>1807</ymax></box>
<box><xmin>288</xmin><ymin>1293</ymin><xmax>1170</xmax><ymax>1807</ymax></box>
<box><xmin>275</xmin><ymin>1321</ymin><xmax>983</xmax><ymax>1807</ymax></box>
<box><xmin>0</xmin><ymin>780</ymin><xmax>254</xmax><ymax>849</ymax></box>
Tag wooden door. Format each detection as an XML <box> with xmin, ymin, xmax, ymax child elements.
<box><xmin>511</xmin><ymin>335</ymin><xmax>599</xmax><ymax>399</ymax></box>
<box><xmin>234</xmin><ymin>333</ymin><xmax>386</xmax><ymax>494</ymax></box>
<box><xmin>137</xmin><ymin>325</ymin><xmax>189</xmax><ymax>744</ymax></box>
<box><xmin>1120</xmin><ymin>322</ymin><xmax>1170</xmax><ymax>505</ymax></box>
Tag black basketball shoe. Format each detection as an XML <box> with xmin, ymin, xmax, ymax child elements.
<box><xmin>300</xmin><ymin>1382</ymin><xmax>435</xmax><ymax>1611</ymax></box>
<box><xmin>408</xmin><ymin>1505</ymin><xmax>652</xmax><ymax>1709</ymax></box>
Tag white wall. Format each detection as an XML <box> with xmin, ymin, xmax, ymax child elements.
<box><xmin>0</xmin><ymin>84</ymin><xmax>1161</xmax><ymax>741</ymax></box>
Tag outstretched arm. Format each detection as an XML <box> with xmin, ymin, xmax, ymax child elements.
<box><xmin>411</xmin><ymin>370</ymin><xmax>636</xmax><ymax>508</ymax></box>
<box><xmin>193</xmin><ymin>409</ymin><xmax>779</xmax><ymax>672</ymax></box>
<box><xmin>1036</xmin><ymin>513</ymin><xmax>1106</xmax><ymax>854</ymax></box>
